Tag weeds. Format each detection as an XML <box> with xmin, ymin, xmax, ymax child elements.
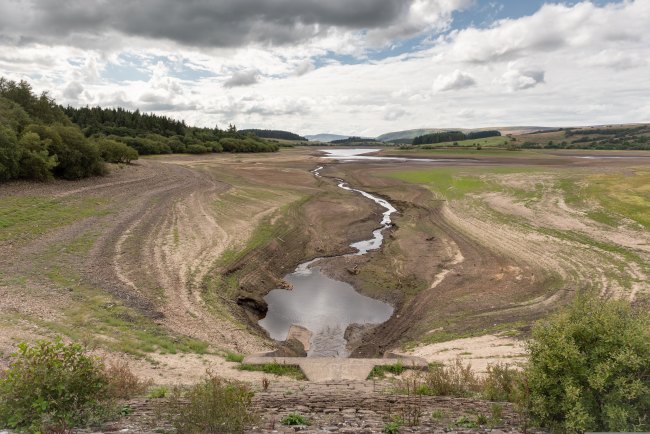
<box><xmin>281</xmin><ymin>413</ymin><xmax>309</xmax><ymax>426</ymax></box>
<box><xmin>225</xmin><ymin>352</ymin><xmax>244</xmax><ymax>363</ymax></box>
<box><xmin>147</xmin><ymin>385</ymin><xmax>169</xmax><ymax>399</ymax></box>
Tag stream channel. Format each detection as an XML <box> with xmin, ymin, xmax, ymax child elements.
<box><xmin>258</xmin><ymin>149</ymin><xmax>399</xmax><ymax>357</ymax></box>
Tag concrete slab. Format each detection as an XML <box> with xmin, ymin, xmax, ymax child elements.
<box><xmin>242</xmin><ymin>355</ymin><xmax>428</xmax><ymax>382</ymax></box>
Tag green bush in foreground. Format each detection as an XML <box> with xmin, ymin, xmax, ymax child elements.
<box><xmin>524</xmin><ymin>295</ymin><xmax>650</xmax><ymax>433</ymax></box>
<box><xmin>165</xmin><ymin>373</ymin><xmax>257</xmax><ymax>433</ymax></box>
<box><xmin>0</xmin><ymin>338</ymin><xmax>108</xmax><ymax>432</ymax></box>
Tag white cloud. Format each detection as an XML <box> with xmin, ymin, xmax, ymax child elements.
<box><xmin>501</xmin><ymin>64</ymin><xmax>545</xmax><ymax>91</ymax></box>
<box><xmin>433</xmin><ymin>69</ymin><xmax>476</xmax><ymax>92</ymax></box>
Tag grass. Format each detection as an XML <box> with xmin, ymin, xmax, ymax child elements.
<box><xmin>225</xmin><ymin>352</ymin><xmax>245</xmax><ymax>363</ymax></box>
<box><xmin>387</xmin><ymin>166</ymin><xmax>540</xmax><ymax>200</ymax></box>
<box><xmin>367</xmin><ymin>362</ymin><xmax>406</xmax><ymax>379</ymax></box>
<box><xmin>238</xmin><ymin>362</ymin><xmax>306</xmax><ymax>380</ymax></box>
<box><xmin>0</xmin><ymin>196</ymin><xmax>108</xmax><ymax>243</ymax></box>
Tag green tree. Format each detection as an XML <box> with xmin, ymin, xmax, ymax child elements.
<box><xmin>524</xmin><ymin>295</ymin><xmax>650</xmax><ymax>433</ymax></box>
<box><xmin>0</xmin><ymin>126</ymin><xmax>21</xmax><ymax>181</ymax></box>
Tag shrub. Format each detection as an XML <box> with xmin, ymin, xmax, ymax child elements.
<box><xmin>481</xmin><ymin>362</ymin><xmax>521</xmax><ymax>402</ymax></box>
<box><xmin>0</xmin><ymin>338</ymin><xmax>108</xmax><ymax>432</ymax></box>
<box><xmin>96</xmin><ymin>138</ymin><xmax>138</xmax><ymax>164</ymax></box>
<box><xmin>417</xmin><ymin>358</ymin><xmax>481</xmax><ymax>397</ymax></box>
<box><xmin>103</xmin><ymin>360</ymin><xmax>150</xmax><ymax>399</ymax></box>
<box><xmin>165</xmin><ymin>373</ymin><xmax>257</xmax><ymax>433</ymax></box>
<box><xmin>186</xmin><ymin>144</ymin><xmax>210</xmax><ymax>154</ymax></box>
<box><xmin>524</xmin><ymin>295</ymin><xmax>650</xmax><ymax>433</ymax></box>
<box><xmin>281</xmin><ymin>413</ymin><xmax>309</xmax><ymax>426</ymax></box>
<box><xmin>368</xmin><ymin>362</ymin><xmax>405</xmax><ymax>379</ymax></box>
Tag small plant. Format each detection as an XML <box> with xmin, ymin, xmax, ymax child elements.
<box><xmin>475</xmin><ymin>412</ymin><xmax>488</xmax><ymax>425</ymax></box>
<box><xmin>163</xmin><ymin>372</ymin><xmax>258</xmax><ymax>433</ymax></box>
<box><xmin>104</xmin><ymin>360</ymin><xmax>150</xmax><ymax>399</ymax></box>
<box><xmin>490</xmin><ymin>403</ymin><xmax>504</xmax><ymax>427</ymax></box>
<box><xmin>281</xmin><ymin>413</ymin><xmax>309</xmax><ymax>426</ymax></box>
<box><xmin>261</xmin><ymin>377</ymin><xmax>270</xmax><ymax>392</ymax></box>
<box><xmin>148</xmin><ymin>385</ymin><xmax>169</xmax><ymax>399</ymax></box>
<box><xmin>431</xmin><ymin>409</ymin><xmax>445</xmax><ymax>420</ymax></box>
<box><xmin>481</xmin><ymin>362</ymin><xmax>521</xmax><ymax>402</ymax></box>
<box><xmin>455</xmin><ymin>415</ymin><xmax>479</xmax><ymax>428</ymax></box>
<box><xmin>383</xmin><ymin>420</ymin><xmax>401</xmax><ymax>434</ymax></box>
<box><xmin>225</xmin><ymin>352</ymin><xmax>244</xmax><ymax>363</ymax></box>
<box><xmin>0</xmin><ymin>338</ymin><xmax>110</xmax><ymax>432</ymax></box>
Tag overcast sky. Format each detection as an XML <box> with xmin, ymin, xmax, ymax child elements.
<box><xmin>1</xmin><ymin>0</ymin><xmax>648</xmax><ymax>136</ymax></box>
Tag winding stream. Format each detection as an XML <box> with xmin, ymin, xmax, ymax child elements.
<box><xmin>258</xmin><ymin>149</ymin><xmax>398</xmax><ymax>357</ymax></box>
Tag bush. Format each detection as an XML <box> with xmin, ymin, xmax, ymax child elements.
<box><xmin>103</xmin><ymin>360</ymin><xmax>149</xmax><ymax>399</ymax></box>
<box><xmin>524</xmin><ymin>295</ymin><xmax>650</xmax><ymax>433</ymax></box>
<box><xmin>96</xmin><ymin>138</ymin><xmax>138</xmax><ymax>164</ymax></box>
<box><xmin>481</xmin><ymin>362</ymin><xmax>521</xmax><ymax>402</ymax></box>
<box><xmin>416</xmin><ymin>358</ymin><xmax>481</xmax><ymax>397</ymax></box>
<box><xmin>164</xmin><ymin>373</ymin><xmax>258</xmax><ymax>433</ymax></box>
<box><xmin>186</xmin><ymin>144</ymin><xmax>210</xmax><ymax>154</ymax></box>
<box><xmin>0</xmin><ymin>338</ymin><xmax>109</xmax><ymax>432</ymax></box>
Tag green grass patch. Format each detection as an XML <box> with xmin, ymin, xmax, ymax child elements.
<box><xmin>225</xmin><ymin>352</ymin><xmax>244</xmax><ymax>363</ymax></box>
<box><xmin>0</xmin><ymin>196</ymin><xmax>108</xmax><ymax>243</ymax></box>
<box><xmin>387</xmin><ymin>166</ymin><xmax>540</xmax><ymax>200</ymax></box>
<box><xmin>367</xmin><ymin>362</ymin><xmax>405</xmax><ymax>379</ymax></box>
<box><xmin>238</xmin><ymin>362</ymin><xmax>306</xmax><ymax>380</ymax></box>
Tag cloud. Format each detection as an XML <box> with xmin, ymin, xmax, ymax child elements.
<box><xmin>501</xmin><ymin>65</ymin><xmax>545</xmax><ymax>91</ymax></box>
<box><xmin>224</xmin><ymin>70</ymin><xmax>259</xmax><ymax>88</ymax></box>
<box><xmin>0</xmin><ymin>0</ymin><xmax>469</xmax><ymax>51</ymax></box>
<box><xmin>383</xmin><ymin>107</ymin><xmax>407</xmax><ymax>121</ymax></box>
<box><xmin>433</xmin><ymin>69</ymin><xmax>476</xmax><ymax>92</ymax></box>
<box><xmin>62</xmin><ymin>81</ymin><xmax>84</xmax><ymax>99</ymax></box>
<box><xmin>443</xmin><ymin>1</ymin><xmax>650</xmax><ymax>64</ymax></box>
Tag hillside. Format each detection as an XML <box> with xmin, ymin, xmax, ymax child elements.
<box><xmin>377</xmin><ymin>126</ymin><xmax>553</xmax><ymax>142</ymax></box>
<box><xmin>304</xmin><ymin>133</ymin><xmax>349</xmax><ymax>142</ymax></box>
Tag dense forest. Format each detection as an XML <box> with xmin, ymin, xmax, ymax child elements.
<box><xmin>239</xmin><ymin>129</ymin><xmax>307</xmax><ymax>141</ymax></box>
<box><xmin>63</xmin><ymin>106</ymin><xmax>279</xmax><ymax>155</ymax></box>
<box><xmin>412</xmin><ymin>130</ymin><xmax>501</xmax><ymax>145</ymax></box>
<box><xmin>0</xmin><ymin>77</ymin><xmax>279</xmax><ymax>182</ymax></box>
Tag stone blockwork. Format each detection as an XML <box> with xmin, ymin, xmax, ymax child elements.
<box><xmin>248</xmin><ymin>381</ymin><xmax>539</xmax><ymax>433</ymax></box>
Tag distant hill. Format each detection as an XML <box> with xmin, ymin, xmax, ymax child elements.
<box><xmin>240</xmin><ymin>129</ymin><xmax>307</xmax><ymax>141</ymax></box>
<box><xmin>377</xmin><ymin>126</ymin><xmax>554</xmax><ymax>142</ymax></box>
<box><xmin>304</xmin><ymin>133</ymin><xmax>350</xmax><ymax>142</ymax></box>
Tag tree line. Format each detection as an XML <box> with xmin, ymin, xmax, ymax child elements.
<box><xmin>239</xmin><ymin>129</ymin><xmax>307</xmax><ymax>141</ymax></box>
<box><xmin>0</xmin><ymin>77</ymin><xmax>279</xmax><ymax>182</ymax></box>
<box><xmin>412</xmin><ymin>130</ymin><xmax>501</xmax><ymax>145</ymax></box>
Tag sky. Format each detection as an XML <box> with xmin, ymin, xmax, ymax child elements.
<box><xmin>0</xmin><ymin>0</ymin><xmax>648</xmax><ymax>136</ymax></box>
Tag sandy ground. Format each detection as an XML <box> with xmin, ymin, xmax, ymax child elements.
<box><xmin>396</xmin><ymin>334</ymin><xmax>527</xmax><ymax>374</ymax></box>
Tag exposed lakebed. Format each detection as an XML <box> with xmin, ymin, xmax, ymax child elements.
<box><xmin>258</xmin><ymin>149</ymin><xmax>398</xmax><ymax>357</ymax></box>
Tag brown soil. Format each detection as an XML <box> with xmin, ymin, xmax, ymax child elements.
<box><xmin>1</xmin><ymin>148</ymin><xmax>648</xmax><ymax>377</ymax></box>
